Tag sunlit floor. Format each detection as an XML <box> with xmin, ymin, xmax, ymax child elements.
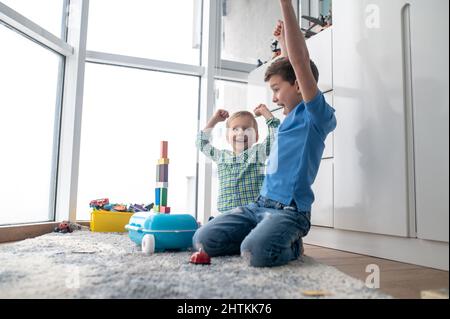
<box><xmin>304</xmin><ymin>244</ymin><xmax>449</xmax><ymax>299</ymax></box>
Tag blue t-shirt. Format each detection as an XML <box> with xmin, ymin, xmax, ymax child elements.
<box><xmin>260</xmin><ymin>90</ymin><xmax>336</xmax><ymax>212</ymax></box>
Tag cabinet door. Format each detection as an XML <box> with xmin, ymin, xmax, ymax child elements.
<box><xmin>323</xmin><ymin>91</ymin><xmax>334</xmax><ymax>159</ymax></box>
<box><xmin>311</xmin><ymin>158</ymin><xmax>333</xmax><ymax>227</ymax></box>
<box><xmin>409</xmin><ymin>0</ymin><xmax>449</xmax><ymax>242</ymax></box>
<box><xmin>333</xmin><ymin>0</ymin><xmax>410</xmax><ymax>236</ymax></box>
<box><xmin>306</xmin><ymin>27</ymin><xmax>333</xmax><ymax>92</ymax></box>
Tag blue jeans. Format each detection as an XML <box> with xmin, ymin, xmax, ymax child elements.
<box><xmin>193</xmin><ymin>196</ymin><xmax>311</xmax><ymax>267</ymax></box>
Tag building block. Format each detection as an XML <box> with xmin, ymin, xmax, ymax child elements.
<box><xmin>158</xmin><ymin>164</ymin><xmax>169</xmax><ymax>182</ymax></box>
<box><xmin>155</xmin><ymin>164</ymin><xmax>160</xmax><ymax>182</ymax></box>
<box><xmin>155</xmin><ymin>188</ymin><xmax>161</xmax><ymax>205</ymax></box>
<box><xmin>158</xmin><ymin>158</ymin><xmax>169</xmax><ymax>165</ymax></box>
<box><xmin>160</xmin><ymin>206</ymin><xmax>171</xmax><ymax>213</ymax></box>
<box><xmin>156</xmin><ymin>182</ymin><xmax>168</xmax><ymax>188</ymax></box>
<box><xmin>160</xmin><ymin>141</ymin><xmax>168</xmax><ymax>158</ymax></box>
<box><xmin>153</xmin><ymin>141</ymin><xmax>170</xmax><ymax>213</ymax></box>
<box><xmin>160</xmin><ymin>188</ymin><xmax>168</xmax><ymax>206</ymax></box>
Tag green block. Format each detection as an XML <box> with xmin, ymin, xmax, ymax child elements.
<box><xmin>160</xmin><ymin>188</ymin><xmax>168</xmax><ymax>206</ymax></box>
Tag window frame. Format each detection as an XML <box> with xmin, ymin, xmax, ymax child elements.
<box><xmin>0</xmin><ymin>2</ymin><xmax>72</xmax><ymax>56</ymax></box>
<box><xmin>0</xmin><ymin>1</ymin><xmax>72</xmax><ymax>227</ymax></box>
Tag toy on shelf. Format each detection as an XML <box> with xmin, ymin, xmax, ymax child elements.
<box><xmin>256</xmin><ymin>38</ymin><xmax>283</xmax><ymax>67</ymax></box>
<box><xmin>301</xmin><ymin>13</ymin><xmax>332</xmax><ymax>39</ymax></box>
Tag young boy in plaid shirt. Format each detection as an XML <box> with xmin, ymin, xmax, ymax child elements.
<box><xmin>196</xmin><ymin>105</ymin><xmax>280</xmax><ymax>213</ymax></box>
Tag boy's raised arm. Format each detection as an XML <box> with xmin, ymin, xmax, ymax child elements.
<box><xmin>253</xmin><ymin>104</ymin><xmax>280</xmax><ymax>161</ymax></box>
<box><xmin>196</xmin><ymin>109</ymin><xmax>229</xmax><ymax>163</ymax></box>
<box><xmin>279</xmin><ymin>0</ymin><xmax>318</xmax><ymax>102</ymax></box>
<box><xmin>204</xmin><ymin>109</ymin><xmax>229</xmax><ymax>130</ymax></box>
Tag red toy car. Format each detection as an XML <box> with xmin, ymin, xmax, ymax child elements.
<box><xmin>189</xmin><ymin>249</ymin><xmax>211</xmax><ymax>265</ymax></box>
<box><xmin>54</xmin><ymin>221</ymin><xmax>73</xmax><ymax>234</ymax></box>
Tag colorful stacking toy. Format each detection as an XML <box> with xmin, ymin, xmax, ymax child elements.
<box><xmin>125</xmin><ymin>141</ymin><xmax>199</xmax><ymax>255</ymax></box>
<box><xmin>154</xmin><ymin>141</ymin><xmax>170</xmax><ymax>213</ymax></box>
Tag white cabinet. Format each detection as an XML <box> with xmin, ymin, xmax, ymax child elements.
<box><xmin>409</xmin><ymin>0</ymin><xmax>449</xmax><ymax>242</ymax></box>
<box><xmin>333</xmin><ymin>0</ymin><xmax>410</xmax><ymax>237</ymax></box>
<box><xmin>305</xmin><ymin>0</ymin><xmax>448</xmax><ymax>269</ymax></box>
<box><xmin>332</xmin><ymin>0</ymin><xmax>449</xmax><ymax>241</ymax></box>
<box><xmin>311</xmin><ymin>158</ymin><xmax>334</xmax><ymax>227</ymax></box>
<box><xmin>323</xmin><ymin>92</ymin><xmax>334</xmax><ymax>159</ymax></box>
<box><xmin>306</xmin><ymin>27</ymin><xmax>333</xmax><ymax>92</ymax></box>
<box><xmin>323</xmin><ymin>132</ymin><xmax>333</xmax><ymax>159</ymax></box>
<box><xmin>308</xmin><ymin>30</ymin><xmax>334</xmax><ymax>227</ymax></box>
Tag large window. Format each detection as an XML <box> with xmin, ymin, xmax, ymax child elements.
<box><xmin>76</xmin><ymin>63</ymin><xmax>199</xmax><ymax>220</ymax></box>
<box><xmin>0</xmin><ymin>24</ymin><xmax>63</xmax><ymax>225</ymax></box>
<box><xmin>87</xmin><ymin>0</ymin><xmax>201</xmax><ymax>65</ymax></box>
<box><xmin>0</xmin><ymin>0</ymin><xmax>66</xmax><ymax>38</ymax></box>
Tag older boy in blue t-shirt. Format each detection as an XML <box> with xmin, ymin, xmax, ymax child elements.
<box><xmin>193</xmin><ymin>0</ymin><xmax>336</xmax><ymax>267</ymax></box>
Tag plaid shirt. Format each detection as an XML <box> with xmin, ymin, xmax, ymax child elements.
<box><xmin>196</xmin><ymin>117</ymin><xmax>281</xmax><ymax>213</ymax></box>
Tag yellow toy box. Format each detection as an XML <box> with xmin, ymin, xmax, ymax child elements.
<box><xmin>90</xmin><ymin>210</ymin><xmax>134</xmax><ymax>232</ymax></box>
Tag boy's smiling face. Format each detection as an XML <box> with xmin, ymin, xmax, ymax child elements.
<box><xmin>269</xmin><ymin>74</ymin><xmax>303</xmax><ymax>115</ymax></box>
<box><xmin>226</xmin><ymin>115</ymin><xmax>258</xmax><ymax>154</ymax></box>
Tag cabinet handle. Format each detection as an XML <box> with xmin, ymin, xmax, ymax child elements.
<box><xmin>401</xmin><ymin>3</ymin><xmax>417</xmax><ymax>238</ymax></box>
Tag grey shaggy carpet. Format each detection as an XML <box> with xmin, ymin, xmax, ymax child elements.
<box><xmin>0</xmin><ymin>230</ymin><xmax>391</xmax><ymax>299</ymax></box>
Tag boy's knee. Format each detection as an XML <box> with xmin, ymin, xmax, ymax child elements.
<box><xmin>192</xmin><ymin>223</ymin><xmax>229</xmax><ymax>256</ymax></box>
<box><xmin>240</xmin><ymin>237</ymin><xmax>275</xmax><ymax>267</ymax></box>
<box><xmin>240</xmin><ymin>247</ymin><xmax>276</xmax><ymax>268</ymax></box>
<box><xmin>241</xmin><ymin>235</ymin><xmax>302</xmax><ymax>267</ymax></box>
<box><xmin>192</xmin><ymin>226</ymin><xmax>211</xmax><ymax>251</ymax></box>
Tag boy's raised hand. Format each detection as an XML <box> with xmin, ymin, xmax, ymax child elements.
<box><xmin>213</xmin><ymin>109</ymin><xmax>229</xmax><ymax>122</ymax></box>
<box><xmin>254</xmin><ymin>104</ymin><xmax>273</xmax><ymax>120</ymax></box>
<box><xmin>273</xmin><ymin>20</ymin><xmax>282</xmax><ymax>37</ymax></box>
<box><xmin>273</xmin><ymin>20</ymin><xmax>287</xmax><ymax>57</ymax></box>
<box><xmin>205</xmin><ymin>109</ymin><xmax>229</xmax><ymax>130</ymax></box>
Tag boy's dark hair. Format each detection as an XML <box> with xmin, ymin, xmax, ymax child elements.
<box><xmin>264</xmin><ymin>57</ymin><xmax>319</xmax><ymax>84</ymax></box>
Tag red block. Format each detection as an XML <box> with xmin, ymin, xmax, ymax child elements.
<box><xmin>160</xmin><ymin>206</ymin><xmax>171</xmax><ymax>213</ymax></box>
<box><xmin>160</xmin><ymin>141</ymin><xmax>168</xmax><ymax>158</ymax></box>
